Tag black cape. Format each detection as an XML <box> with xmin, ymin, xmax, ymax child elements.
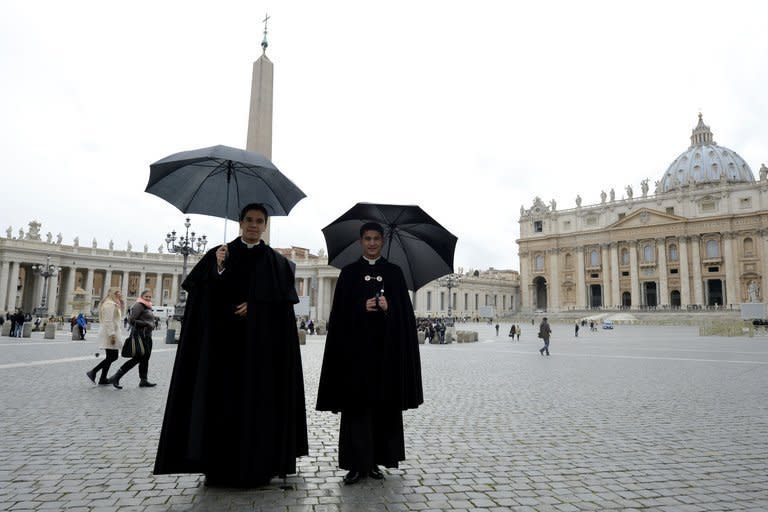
<box><xmin>153</xmin><ymin>238</ymin><xmax>308</xmax><ymax>485</ymax></box>
<box><xmin>316</xmin><ymin>257</ymin><xmax>423</xmax><ymax>412</ymax></box>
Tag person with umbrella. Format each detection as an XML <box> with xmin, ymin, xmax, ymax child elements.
<box><xmin>316</xmin><ymin>221</ymin><xmax>423</xmax><ymax>485</ymax></box>
<box><xmin>153</xmin><ymin>202</ymin><xmax>308</xmax><ymax>487</ymax></box>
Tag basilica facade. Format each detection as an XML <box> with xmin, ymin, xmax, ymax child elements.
<box><xmin>517</xmin><ymin>115</ymin><xmax>768</xmax><ymax>313</ymax></box>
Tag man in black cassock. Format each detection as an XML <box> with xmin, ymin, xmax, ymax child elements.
<box><xmin>316</xmin><ymin>222</ymin><xmax>423</xmax><ymax>484</ymax></box>
<box><xmin>153</xmin><ymin>203</ymin><xmax>308</xmax><ymax>487</ymax></box>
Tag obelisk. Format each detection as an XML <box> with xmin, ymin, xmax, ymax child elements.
<box><xmin>246</xmin><ymin>14</ymin><xmax>274</xmax><ymax>243</ymax></box>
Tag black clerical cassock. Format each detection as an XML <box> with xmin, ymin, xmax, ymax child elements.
<box><xmin>316</xmin><ymin>256</ymin><xmax>423</xmax><ymax>472</ymax></box>
<box><xmin>154</xmin><ymin>238</ymin><xmax>308</xmax><ymax>487</ymax></box>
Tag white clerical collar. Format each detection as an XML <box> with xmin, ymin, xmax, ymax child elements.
<box><xmin>363</xmin><ymin>256</ymin><xmax>380</xmax><ymax>265</ymax></box>
<box><xmin>240</xmin><ymin>237</ymin><xmax>262</xmax><ymax>249</ymax></box>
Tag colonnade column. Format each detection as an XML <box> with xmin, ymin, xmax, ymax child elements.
<box><xmin>170</xmin><ymin>274</ymin><xmax>179</xmax><ymax>305</ymax></box>
<box><xmin>46</xmin><ymin>273</ymin><xmax>59</xmax><ymax>314</ymax></box>
<box><xmin>104</xmin><ymin>269</ymin><xmax>113</xmax><ymax>295</ymax></box>
<box><xmin>762</xmin><ymin>230</ymin><xmax>768</xmax><ymax>303</ymax></box>
<box><xmin>7</xmin><ymin>262</ymin><xmax>21</xmax><ymax>311</ymax></box>
<box><xmin>0</xmin><ymin>261</ymin><xmax>10</xmax><ymax>312</ymax></box>
<box><xmin>610</xmin><ymin>243</ymin><xmax>620</xmax><ymax>307</ymax></box>
<box><xmin>601</xmin><ymin>244</ymin><xmax>610</xmax><ymax>307</ymax></box>
<box><xmin>679</xmin><ymin>237</ymin><xmax>691</xmax><ymax>306</ymax></box>
<box><xmin>84</xmin><ymin>269</ymin><xmax>95</xmax><ymax>310</ymax></box>
<box><xmin>657</xmin><ymin>238</ymin><xmax>669</xmax><ymax>306</ymax></box>
<box><xmin>723</xmin><ymin>234</ymin><xmax>739</xmax><ymax>306</ymax></box>
<box><xmin>548</xmin><ymin>248</ymin><xmax>560</xmax><ymax>311</ymax></box>
<box><xmin>139</xmin><ymin>271</ymin><xmax>146</xmax><ymax>295</ymax></box>
<box><xmin>575</xmin><ymin>248</ymin><xmax>586</xmax><ymax>309</ymax></box>
<box><xmin>120</xmin><ymin>272</ymin><xmax>130</xmax><ymax>305</ymax></box>
<box><xmin>691</xmin><ymin>235</ymin><xmax>704</xmax><ymax>305</ymax></box>
<box><xmin>63</xmin><ymin>267</ymin><xmax>76</xmax><ymax>316</ymax></box>
<box><xmin>629</xmin><ymin>242</ymin><xmax>640</xmax><ymax>307</ymax></box>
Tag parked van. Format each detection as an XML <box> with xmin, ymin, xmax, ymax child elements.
<box><xmin>151</xmin><ymin>306</ymin><xmax>174</xmax><ymax>322</ymax></box>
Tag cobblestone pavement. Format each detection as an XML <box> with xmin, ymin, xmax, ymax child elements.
<box><xmin>1</xmin><ymin>323</ymin><xmax>767</xmax><ymax>511</ymax></box>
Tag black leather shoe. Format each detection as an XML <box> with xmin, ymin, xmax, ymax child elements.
<box><xmin>368</xmin><ymin>467</ymin><xmax>384</xmax><ymax>480</ymax></box>
<box><xmin>139</xmin><ymin>379</ymin><xmax>157</xmax><ymax>387</ymax></box>
<box><xmin>343</xmin><ymin>471</ymin><xmax>361</xmax><ymax>485</ymax></box>
<box><xmin>86</xmin><ymin>369</ymin><xmax>97</xmax><ymax>384</ymax></box>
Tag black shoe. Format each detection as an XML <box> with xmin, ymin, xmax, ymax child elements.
<box><xmin>98</xmin><ymin>379</ymin><xmax>110</xmax><ymax>385</ymax></box>
<box><xmin>368</xmin><ymin>467</ymin><xmax>384</xmax><ymax>480</ymax></box>
<box><xmin>139</xmin><ymin>379</ymin><xmax>156</xmax><ymax>387</ymax></box>
<box><xmin>539</xmin><ymin>349</ymin><xmax>544</xmax><ymax>355</ymax></box>
<box><xmin>86</xmin><ymin>369</ymin><xmax>97</xmax><ymax>384</ymax></box>
<box><xmin>107</xmin><ymin>368</ymin><xmax>125</xmax><ymax>389</ymax></box>
<box><xmin>343</xmin><ymin>471</ymin><xmax>361</xmax><ymax>485</ymax></box>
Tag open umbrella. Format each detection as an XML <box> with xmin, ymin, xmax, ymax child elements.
<box><xmin>322</xmin><ymin>203</ymin><xmax>458</xmax><ymax>291</ymax></box>
<box><xmin>146</xmin><ymin>145</ymin><xmax>306</xmax><ymax>239</ymax></box>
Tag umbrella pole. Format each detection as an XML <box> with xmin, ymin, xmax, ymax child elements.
<box><xmin>223</xmin><ymin>163</ymin><xmax>232</xmax><ymax>242</ymax></box>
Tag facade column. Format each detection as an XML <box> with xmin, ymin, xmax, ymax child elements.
<box><xmin>0</xmin><ymin>261</ymin><xmax>10</xmax><ymax>312</ymax></box>
<box><xmin>691</xmin><ymin>235</ymin><xmax>704</xmax><ymax>305</ymax></box>
<box><xmin>316</xmin><ymin>277</ymin><xmax>326</xmax><ymax>322</ymax></box>
<box><xmin>120</xmin><ymin>271</ymin><xmax>130</xmax><ymax>304</ymax></box>
<box><xmin>46</xmin><ymin>273</ymin><xmax>59</xmax><ymax>314</ymax></box>
<box><xmin>518</xmin><ymin>251</ymin><xmax>530</xmax><ymax>313</ymax></box>
<box><xmin>63</xmin><ymin>267</ymin><xmax>77</xmax><ymax>316</ymax></box>
<box><xmin>84</xmin><ymin>269</ymin><xmax>95</xmax><ymax>311</ymax></box>
<box><xmin>656</xmin><ymin>238</ymin><xmax>669</xmax><ymax>307</ymax></box>
<box><xmin>139</xmin><ymin>271</ymin><xmax>147</xmax><ymax>294</ymax></box>
<box><xmin>104</xmin><ymin>269</ymin><xmax>113</xmax><ymax>295</ymax></box>
<box><xmin>601</xmin><ymin>244</ymin><xmax>610</xmax><ymax>308</ymax></box>
<box><xmin>762</xmin><ymin>230</ymin><xmax>768</xmax><ymax>304</ymax></box>
<box><xmin>629</xmin><ymin>242</ymin><xmax>640</xmax><ymax>308</ymax></box>
<box><xmin>575</xmin><ymin>248</ymin><xmax>586</xmax><ymax>309</ymax></box>
<box><xmin>548</xmin><ymin>248</ymin><xmax>560</xmax><ymax>312</ymax></box>
<box><xmin>7</xmin><ymin>262</ymin><xmax>21</xmax><ymax>311</ymax></box>
<box><xmin>610</xmin><ymin>243</ymin><xmax>620</xmax><ymax>307</ymax></box>
<box><xmin>679</xmin><ymin>237</ymin><xmax>691</xmax><ymax>306</ymax></box>
<box><xmin>32</xmin><ymin>273</ymin><xmax>45</xmax><ymax>312</ymax></box>
<box><xmin>723</xmin><ymin>233</ymin><xmax>738</xmax><ymax>306</ymax></box>
<box><xmin>170</xmin><ymin>273</ymin><xmax>179</xmax><ymax>305</ymax></box>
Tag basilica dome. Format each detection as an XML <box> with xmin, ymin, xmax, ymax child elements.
<box><xmin>658</xmin><ymin>114</ymin><xmax>754</xmax><ymax>193</ymax></box>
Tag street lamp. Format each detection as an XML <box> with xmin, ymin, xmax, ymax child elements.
<box><xmin>165</xmin><ymin>217</ymin><xmax>208</xmax><ymax>283</ymax></box>
<box><xmin>437</xmin><ymin>273</ymin><xmax>461</xmax><ymax>318</ymax></box>
<box><xmin>31</xmin><ymin>255</ymin><xmax>61</xmax><ymax>317</ymax></box>
<box><xmin>165</xmin><ymin>218</ymin><xmax>207</xmax><ymax>323</ymax></box>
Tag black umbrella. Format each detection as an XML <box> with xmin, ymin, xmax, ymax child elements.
<box><xmin>322</xmin><ymin>203</ymin><xmax>458</xmax><ymax>291</ymax></box>
<box><xmin>146</xmin><ymin>145</ymin><xmax>306</xmax><ymax>239</ymax></box>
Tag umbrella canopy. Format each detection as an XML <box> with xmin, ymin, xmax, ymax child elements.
<box><xmin>322</xmin><ymin>203</ymin><xmax>458</xmax><ymax>291</ymax></box>
<box><xmin>146</xmin><ymin>145</ymin><xmax>306</xmax><ymax>223</ymax></box>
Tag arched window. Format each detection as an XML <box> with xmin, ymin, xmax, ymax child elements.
<box><xmin>590</xmin><ymin>249</ymin><xmax>599</xmax><ymax>266</ymax></box>
<box><xmin>534</xmin><ymin>254</ymin><xmax>544</xmax><ymax>271</ymax></box>
<box><xmin>669</xmin><ymin>244</ymin><xmax>679</xmax><ymax>261</ymax></box>
<box><xmin>706</xmin><ymin>239</ymin><xmax>719</xmax><ymax>258</ymax></box>
<box><xmin>621</xmin><ymin>248</ymin><xmax>630</xmax><ymax>265</ymax></box>
<box><xmin>643</xmin><ymin>244</ymin><xmax>653</xmax><ymax>262</ymax></box>
<box><xmin>565</xmin><ymin>253</ymin><xmax>573</xmax><ymax>269</ymax></box>
<box><xmin>744</xmin><ymin>237</ymin><xmax>754</xmax><ymax>256</ymax></box>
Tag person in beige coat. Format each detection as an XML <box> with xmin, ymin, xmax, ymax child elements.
<box><xmin>86</xmin><ymin>287</ymin><xmax>124</xmax><ymax>385</ymax></box>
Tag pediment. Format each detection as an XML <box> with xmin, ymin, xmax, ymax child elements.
<box><xmin>607</xmin><ymin>208</ymin><xmax>686</xmax><ymax>230</ymax></box>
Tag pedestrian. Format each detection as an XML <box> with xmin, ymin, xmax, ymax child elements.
<box><xmin>574</xmin><ymin>321</ymin><xmax>580</xmax><ymax>337</ymax></box>
<box><xmin>538</xmin><ymin>317</ymin><xmax>552</xmax><ymax>356</ymax></box>
<box><xmin>86</xmin><ymin>287</ymin><xmax>124</xmax><ymax>385</ymax></box>
<box><xmin>153</xmin><ymin>202</ymin><xmax>308</xmax><ymax>488</ymax></box>
<box><xmin>515</xmin><ymin>324</ymin><xmax>521</xmax><ymax>341</ymax></box>
<box><xmin>508</xmin><ymin>325</ymin><xmax>515</xmax><ymax>338</ymax></box>
<box><xmin>316</xmin><ymin>222</ymin><xmax>423</xmax><ymax>485</ymax></box>
<box><xmin>76</xmin><ymin>312</ymin><xmax>87</xmax><ymax>340</ymax></box>
<box><xmin>307</xmin><ymin>319</ymin><xmax>314</xmax><ymax>335</ymax></box>
<box><xmin>107</xmin><ymin>289</ymin><xmax>156</xmax><ymax>389</ymax></box>
<box><xmin>495</xmin><ymin>323</ymin><xmax>500</xmax><ymax>336</ymax></box>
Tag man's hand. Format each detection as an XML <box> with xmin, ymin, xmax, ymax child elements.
<box><xmin>216</xmin><ymin>244</ymin><xmax>228</xmax><ymax>270</ymax></box>
<box><xmin>234</xmin><ymin>302</ymin><xmax>247</xmax><ymax>317</ymax></box>
<box><xmin>365</xmin><ymin>295</ymin><xmax>388</xmax><ymax>312</ymax></box>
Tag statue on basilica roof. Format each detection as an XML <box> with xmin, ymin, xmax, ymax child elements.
<box><xmin>626</xmin><ymin>185</ymin><xmax>633</xmax><ymax>199</ymax></box>
<box><xmin>609</xmin><ymin>188</ymin><xmax>615</xmax><ymax>201</ymax></box>
<box><xmin>641</xmin><ymin>179</ymin><xmax>649</xmax><ymax>197</ymax></box>
<box><xmin>6</xmin><ymin>226</ymin><xmax>12</xmax><ymax>238</ymax></box>
<box><xmin>600</xmin><ymin>190</ymin><xmax>607</xmax><ymax>204</ymax></box>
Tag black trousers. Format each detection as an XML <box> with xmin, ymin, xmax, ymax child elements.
<box><xmin>338</xmin><ymin>407</ymin><xmax>405</xmax><ymax>471</ymax></box>
<box><xmin>119</xmin><ymin>337</ymin><xmax>153</xmax><ymax>379</ymax></box>
<box><xmin>90</xmin><ymin>349</ymin><xmax>119</xmax><ymax>381</ymax></box>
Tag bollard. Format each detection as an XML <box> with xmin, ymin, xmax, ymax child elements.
<box><xmin>298</xmin><ymin>329</ymin><xmax>307</xmax><ymax>345</ymax></box>
<box><xmin>165</xmin><ymin>328</ymin><xmax>177</xmax><ymax>344</ymax></box>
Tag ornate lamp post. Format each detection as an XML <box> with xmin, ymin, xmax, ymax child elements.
<box><xmin>31</xmin><ymin>255</ymin><xmax>61</xmax><ymax>317</ymax></box>
<box><xmin>166</xmin><ymin>218</ymin><xmax>207</xmax><ymax>321</ymax></box>
<box><xmin>166</xmin><ymin>217</ymin><xmax>208</xmax><ymax>283</ymax></box>
<box><xmin>438</xmin><ymin>273</ymin><xmax>461</xmax><ymax>318</ymax></box>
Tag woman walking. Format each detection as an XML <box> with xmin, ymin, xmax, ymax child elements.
<box><xmin>108</xmin><ymin>289</ymin><xmax>157</xmax><ymax>389</ymax></box>
<box><xmin>86</xmin><ymin>287</ymin><xmax>124</xmax><ymax>385</ymax></box>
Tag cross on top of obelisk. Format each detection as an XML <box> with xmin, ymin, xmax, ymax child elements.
<box><xmin>261</xmin><ymin>13</ymin><xmax>270</xmax><ymax>53</ymax></box>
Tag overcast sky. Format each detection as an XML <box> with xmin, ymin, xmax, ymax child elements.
<box><xmin>1</xmin><ymin>1</ymin><xmax>766</xmax><ymax>272</ymax></box>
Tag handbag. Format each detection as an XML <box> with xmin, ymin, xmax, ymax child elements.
<box><xmin>122</xmin><ymin>329</ymin><xmax>146</xmax><ymax>358</ymax></box>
